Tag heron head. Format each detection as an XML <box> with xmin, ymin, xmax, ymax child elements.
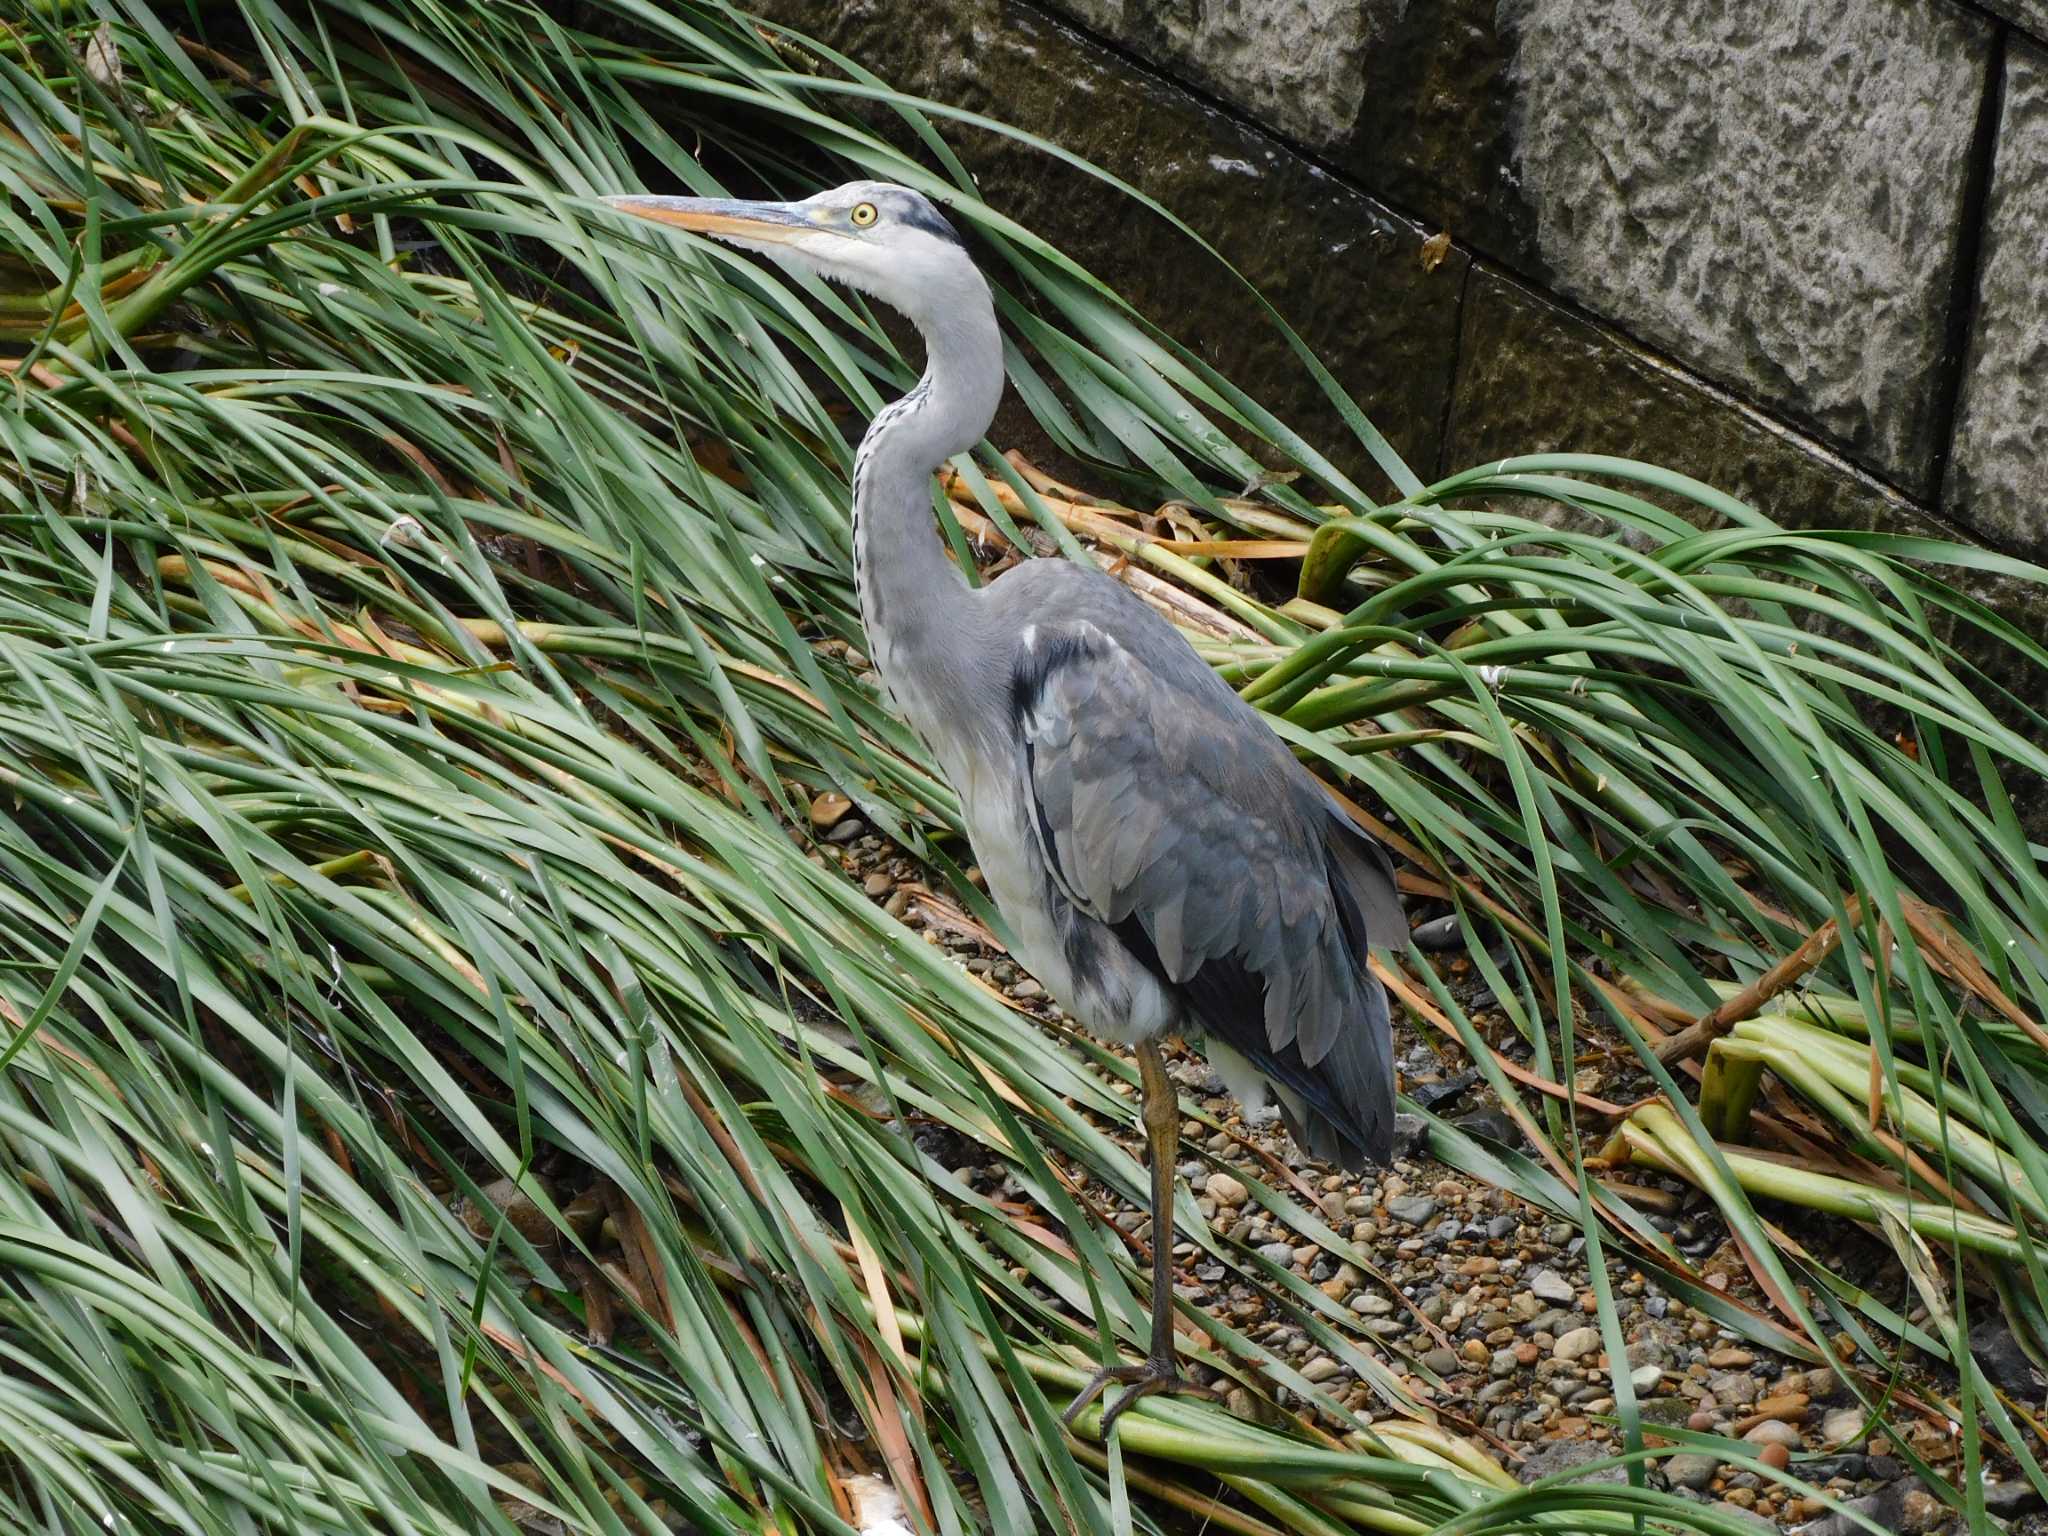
<box><xmin>604</xmin><ymin>180</ymin><xmax>979</xmax><ymax>326</ymax></box>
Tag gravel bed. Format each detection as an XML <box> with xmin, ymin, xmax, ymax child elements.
<box><xmin>797</xmin><ymin>770</ymin><xmax>2040</xmax><ymax>1534</ymax></box>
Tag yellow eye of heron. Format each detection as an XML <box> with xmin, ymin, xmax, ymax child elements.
<box><xmin>850</xmin><ymin>202</ymin><xmax>878</xmax><ymax>227</ymax></box>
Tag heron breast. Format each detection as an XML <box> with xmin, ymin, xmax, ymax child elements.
<box><xmin>953</xmin><ymin>781</ymin><xmax>1174</xmax><ymax>1045</ymax></box>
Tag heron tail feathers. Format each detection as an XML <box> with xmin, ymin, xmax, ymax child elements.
<box><xmin>1268</xmin><ymin>966</ymin><xmax>1393</xmax><ymax>1171</ymax></box>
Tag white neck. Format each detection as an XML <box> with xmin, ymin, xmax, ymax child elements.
<box><xmin>849</xmin><ymin>272</ymin><xmax>1004</xmax><ymax>722</ymax></box>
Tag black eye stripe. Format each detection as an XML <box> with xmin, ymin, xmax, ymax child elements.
<box><xmin>891</xmin><ymin>198</ymin><xmax>965</xmax><ymax>248</ymax></box>
<box><xmin>829</xmin><ymin>187</ymin><xmax>967</xmax><ymax>246</ymax></box>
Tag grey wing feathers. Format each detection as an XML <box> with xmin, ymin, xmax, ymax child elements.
<box><xmin>1012</xmin><ymin>617</ymin><xmax>1402</xmax><ymax>1167</ymax></box>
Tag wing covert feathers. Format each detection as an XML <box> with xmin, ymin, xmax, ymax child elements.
<box><xmin>1011</xmin><ymin>620</ymin><xmax>1401</xmax><ymax>1168</ymax></box>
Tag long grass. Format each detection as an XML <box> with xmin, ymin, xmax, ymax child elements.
<box><xmin>1</xmin><ymin>3</ymin><xmax>2045</xmax><ymax>1534</ymax></box>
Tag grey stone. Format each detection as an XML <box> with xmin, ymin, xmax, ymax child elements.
<box><xmin>1948</xmin><ymin>41</ymin><xmax>2048</xmax><ymax>559</ymax></box>
<box><xmin>1388</xmin><ymin>1113</ymin><xmax>1430</xmax><ymax>1160</ymax></box>
<box><xmin>1527</xmin><ymin>1267</ymin><xmax>1575</xmax><ymax>1304</ymax></box>
<box><xmin>1496</xmin><ymin>0</ymin><xmax>1993</xmax><ymax>490</ymax></box>
<box><xmin>1515</xmin><ymin>1437</ymin><xmax>1626</xmax><ymax>1486</ymax></box>
<box><xmin>1972</xmin><ymin>1314</ymin><xmax>2047</xmax><ymax>1399</ymax></box>
<box><xmin>1055</xmin><ymin>0</ymin><xmax>1536</xmax><ymax>273</ymax></box>
<box><xmin>1300</xmin><ymin>1354</ymin><xmax>1343</xmax><ymax>1383</ymax></box>
<box><xmin>1707</xmin><ymin>1371</ymin><xmax>1761</xmax><ymax>1405</ymax></box>
<box><xmin>1662</xmin><ymin>1452</ymin><xmax>1720</xmax><ymax>1491</ymax></box>
<box><xmin>1988</xmin><ymin>1479</ymin><xmax>2047</xmax><ymax>1519</ymax></box>
<box><xmin>1455</xmin><ymin>1109</ymin><xmax>1520</xmax><ymax>1147</ymax></box>
<box><xmin>1802</xmin><ymin>1480</ymin><xmax>1949</xmax><ymax>1536</ymax></box>
<box><xmin>747</xmin><ymin>0</ymin><xmax>1466</xmax><ymax>500</ymax></box>
<box><xmin>1385</xmin><ymin>1195</ymin><xmax>1438</xmax><ymax>1226</ymax></box>
<box><xmin>1420</xmin><ymin>1346</ymin><xmax>1462</xmax><ymax>1376</ymax></box>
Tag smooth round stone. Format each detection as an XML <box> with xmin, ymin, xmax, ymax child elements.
<box><xmin>1741</xmin><ymin>1419</ymin><xmax>1802</xmax><ymax>1449</ymax></box>
<box><xmin>1553</xmin><ymin>1326</ymin><xmax>1602</xmax><ymax>1362</ymax></box>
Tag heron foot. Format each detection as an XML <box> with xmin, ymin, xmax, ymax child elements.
<box><xmin>1061</xmin><ymin>1355</ymin><xmax>1221</xmax><ymax>1436</ymax></box>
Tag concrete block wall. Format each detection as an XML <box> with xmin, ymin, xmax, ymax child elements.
<box><xmin>751</xmin><ymin>0</ymin><xmax>2046</xmax><ymax>571</ymax></box>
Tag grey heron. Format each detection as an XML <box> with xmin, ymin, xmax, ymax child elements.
<box><xmin>607</xmin><ymin>181</ymin><xmax>1404</xmax><ymax>1430</ymax></box>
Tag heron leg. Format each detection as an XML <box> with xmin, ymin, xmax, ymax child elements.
<box><xmin>1062</xmin><ymin>1038</ymin><xmax>1221</xmax><ymax>1436</ymax></box>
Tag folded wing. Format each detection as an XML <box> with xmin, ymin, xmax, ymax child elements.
<box><xmin>1011</xmin><ymin>619</ymin><xmax>1402</xmax><ymax>1166</ymax></box>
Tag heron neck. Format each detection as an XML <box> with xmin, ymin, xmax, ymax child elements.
<box><xmin>850</xmin><ymin>291</ymin><xmax>1003</xmax><ymax>714</ymax></box>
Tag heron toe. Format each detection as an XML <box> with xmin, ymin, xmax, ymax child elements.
<box><xmin>1061</xmin><ymin>1354</ymin><xmax>1222</xmax><ymax>1435</ymax></box>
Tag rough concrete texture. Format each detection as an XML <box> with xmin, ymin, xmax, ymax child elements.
<box><xmin>1053</xmin><ymin>0</ymin><xmax>1374</xmax><ymax>150</ymax></box>
<box><xmin>749</xmin><ymin>0</ymin><xmax>1466</xmax><ymax>500</ymax></box>
<box><xmin>1443</xmin><ymin>270</ymin><xmax>1923</xmax><ymax>537</ymax></box>
<box><xmin>1947</xmin><ymin>42</ymin><xmax>2048</xmax><ymax>560</ymax></box>
<box><xmin>1496</xmin><ymin>0</ymin><xmax>1992</xmax><ymax>495</ymax></box>
<box><xmin>1052</xmin><ymin>0</ymin><xmax>1533</xmax><ymax>268</ymax></box>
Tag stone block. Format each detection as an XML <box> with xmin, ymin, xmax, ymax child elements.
<box><xmin>1444</xmin><ymin>269</ymin><xmax>1924</xmax><ymax>536</ymax></box>
<box><xmin>747</xmin><ymin>0</ymin><xmax>1466</xmax><ymax>499</ymax></box>
<box><xmin>1048</xmin><ymin>0</ymin><xmax>1993</xmax><ymax>496</ymax></box>
<box><xmin>1053</xmin><ymin>0</ymin><xmax>1373</xmax><ymax>152</ymax></box>
<box><xmin>1050</xmin><ymin>0</ymin><xmax>1530</xmax><ymax>270</ymax></box>
<box><xmin>1494</xmin><ymin>0</ymin><xmax>1994</xmax><ymax>495</ymax></box>
<box><xmin>1443</xmin><ymin>268</ymin><xmax>2048</xmax><ymax>782</ymax></box>
<box><xmin>1977</xmin><ymin>4</ymin><xmax>2048</xmax><ymax>42</ymax></box>
<box><xmin>1946</xmin><ymin>40</ymin><xmax>2048</xmax><ymax>560</ymax></box>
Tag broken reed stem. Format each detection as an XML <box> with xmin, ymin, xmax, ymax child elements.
<box><xmin>1654</xmin><ymin>899</ymin><xmax>1858</xmax><ymax>1067</ymax></box>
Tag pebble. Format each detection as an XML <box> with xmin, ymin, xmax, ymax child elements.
<box><xmin>1900</xmin><ymin>1488</ymin><xmax>1945</xmax><ymax>1532</ymax></box>
<box><xmin>1421</xmin><ymin>1347</ymin><xmax>1461</xmax><ymax>1376</ymax></box>
<box><xmin>1385</xmin><ymin>1195</ymin><xmax>1437</xmax><ymax>1227</ymax></box>
<box><xmin>1301</xmin><ymin>1356</ymin><xmax>1342</xmax><ymax>1384</ymax></box>
<box><xmin>1410</xmin><ymin>914</ymin><xmax>1464</xmax><ymax>950</ymax></box>
<box><xmin>1628</xmin><ymin>1364</ymin><xmax>1662</xmax><ymax>1394</ymax></box>
<box><xmin>1553</xmin><ymin>1326</ymin><xmax>1601</xmax><ymax>1362</ymax></box>
<box><xmin>1819</xmin><ymin>1406</ymin><xmax>1866</xmax><ymax>1447</ymax></box>
<box><xmin>1206</xmin><ymin>1173</ymin><xmax>1248</xmax><ymax>1207</ymax></box>
<box><xmin>1748</xmin><ymin>1391</ymin><xmax>1807</xmax><ymax>1421</ymax></box>
<box><xmin>1707</xmin><ymin>1347</ymin><xmax>1755</xmax><ymax>1368</ymax></box>
<box><xmin>1663</xmin><ymin>1451</ymin><xmax>1719</xmax><ymax>1490</ymax></box>
<box><xmin>1741</xmin><ymin>1419</ymin><xmax>1802</xmax><ymax>1449</ymax></box>
<box><xmin>1757</xmin><ymin>1442</ymin><xmax>1791</xmax><ymax>1472</ymax></box>
<box><xmin>807</xmin><ymin>790</ymin><xmax>851</xmax><ymax>829</ymax></box>
<box><xmin>1528</xmin><ymin>1268</ymin><xmax>1576</xmax><ymax>1304</ymax></box>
